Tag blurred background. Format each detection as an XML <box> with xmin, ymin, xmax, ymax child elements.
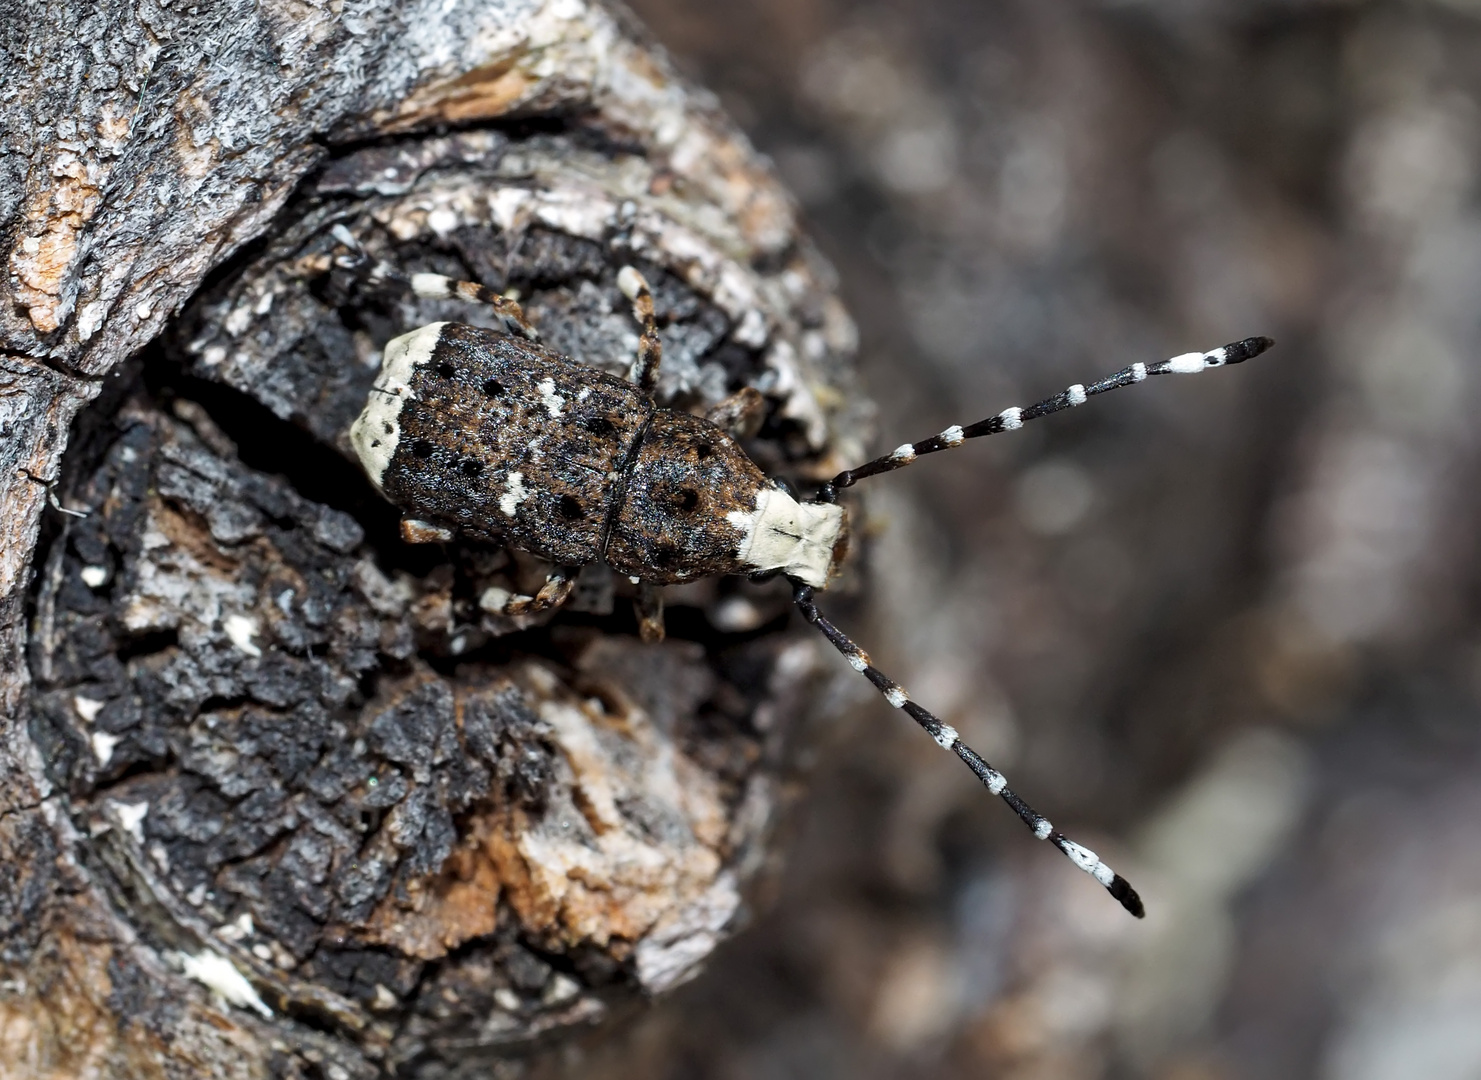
<box><xmin>537</xmin><ymin>1</ymin><xmax>1481</xmax><ymax>1077</ymax></box>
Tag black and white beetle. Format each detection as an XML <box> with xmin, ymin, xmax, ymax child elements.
<box><xmin>339</xmin><ymin>228</ymin><xmax>1273</xmax><ymax>919</ymax></box>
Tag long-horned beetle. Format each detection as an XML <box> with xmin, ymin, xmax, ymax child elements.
<box><xmin>339</xmin><ymin>225</ymin><xmax>1273</xmax><ymax>918</ymax></box>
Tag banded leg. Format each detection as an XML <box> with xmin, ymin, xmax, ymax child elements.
<box><xmin>617</xmin><ymin>266</ymin><xmax>663</xmax><ymax>392</ymax></box>
<box><xmin>705</xmin><ymin>386</ymin><xmax>767</xmax><ymax>439</ymax></box>
<box><xmin>479</xmin><ymin>567</ymin><xmax>578</xmax><ymax>617</ymax></box>
<box><xmin>329</xmin><ymin>224</ymin><xmax>538</xmax><ymax>341</ymax></box>
<box><xmin>824</xmin><ymin>336</ymin><xmax>1274</xmax><ymax>495</ymax></box>
<box><xmin>792</xmin><ymin>582</ymin><xmax>1145</xmax><ymax>918</ymax></box>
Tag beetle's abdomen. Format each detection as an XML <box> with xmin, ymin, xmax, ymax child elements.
<box><xmin>351</xmin><ymin>323</ymin><xmax>651</xmax><ymax>566</ymax></box>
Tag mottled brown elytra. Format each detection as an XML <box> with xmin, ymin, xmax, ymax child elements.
<box><xmin>339</xmin><ymin>226</ymin><xmax>1273</xmax><ymax>917</ymax></box>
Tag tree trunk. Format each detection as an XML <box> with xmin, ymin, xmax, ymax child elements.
<box><xmin>0</xmin><ymin>1</ymin><xmax>865</xmax><ymax>1075</ymax></box>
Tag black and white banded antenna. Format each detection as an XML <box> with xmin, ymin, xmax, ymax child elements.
<box><xmin>819</xmin><ymin>336</ymin><xmax>1274</xmax><ymax>497</ymax></box>
<box><xmin>792</xmin><ymin>582</ymin><xmax>1146</xmax><ymax>917</ymax></box>
<box><xmin>796</xmin><ymin>335</ymin><xmax>1275</xmax><ymax>918</ymax></box>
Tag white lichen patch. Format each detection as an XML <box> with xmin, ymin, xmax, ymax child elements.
<box><xmin>179</xmin><ymin>950</ymin><xmax>273</xmax><ymax>1019</ymax></box>
<box><xmin>726</xmin><ymin>486</ymin><xmax>846</xmax><ymax>588</ymax></box>
<box><xmin>350</xmin><ymin>322</ymin><xmax>446</xmax><ymax>490</ymax></box>
<box><xmin>73</xmin><ymin>695</ymin><xmax>105</xmax><ymax>722</ymax></box>
<box><xmin>80</xmin><ymin>564</ymin><xmax>108</xmax><ymax>588</ymax></box>
<box><xmin>486</xmin><ymin>662</ymin><xmax>734</xmax><ymax>992</ymax></box>
<box><xmin>223</xmin><ymin>613</ymin><xmax>262</xmax><ymax>658</ymax></box>
<box><xmin>91</xmin><ymin>731</ymin><xmax>121</xmax><ymax>766</ymax></box>
<box><xmin>112</xmin><ymin>800</ymin><xmax>149</xmax><ymax>844</ymax></box>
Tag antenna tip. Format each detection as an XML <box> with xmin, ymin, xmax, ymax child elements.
<box><xmin>1110</xmin><ymin>875</ymin><xmax>1146</xmax><ymax>918</ymax></box>
<box><xmin>1224</xmin><ymin>336</ymin><xmax>1275</xmax><ymax>364</ymax></box>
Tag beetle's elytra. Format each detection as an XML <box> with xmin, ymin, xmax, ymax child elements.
<box><xmin>343</xmin><ymin>238</ymin><xmax>1274</xmax><ymax>919</ymax></box>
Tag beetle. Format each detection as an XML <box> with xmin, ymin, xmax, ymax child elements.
<box><xmin>340</xmin><ymin>228</ymin><xmax>1273</xmax><ymax>918</ymax></box>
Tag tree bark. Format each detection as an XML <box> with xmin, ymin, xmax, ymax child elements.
<box><xmin>0</xmin><ymin>1</ymin><xmax>865</xmax><ymax>1075</ymax></box>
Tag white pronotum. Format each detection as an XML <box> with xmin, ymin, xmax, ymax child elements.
<box><xmin>727</xmin><ymin>485</ymin><xmax>845</xmax><ymax>588</ymax></box>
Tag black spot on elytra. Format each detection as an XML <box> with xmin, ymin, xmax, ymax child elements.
<box><xmin>435</xmin><ymin>361</ymin><xmax>456</xmax><ymax>379</ymax></box>
<box><xmin>584</xmin><ymin>416</ymin><xmax>616</xmax><ymax>438</ymax></box>
<box><xmin>694</xmin><ymin>443</ymin><xmax>712</xmax><ymax>459</ymax></box>
<box><xmin>558</xmin><ymin>495</ymin><xmax>584</xmax><ymax>520</ymax></box>
<box><xmin>412</xmin><ymin>440</ymin><xmax>434</xmax><ymax>459</ymax></box>
<box><xmin>460</xmin><ymin>459</ymin><xmax>483</xmax><ymax>477</ymax></box>
<box><xmin>483</xmin><ymin>379</ymin><xmax>504</xmax><ymax>397</ymax></box>
<box><xmin>676</xmin><ymin>488</ymin><xmax>699</xmax><ymax>512</ymax></box>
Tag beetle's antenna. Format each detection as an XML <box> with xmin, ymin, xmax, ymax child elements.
<box><xmin>329</xmin><ymin>224</ymin><xmax>539</xmax><ymax>341</ymax></box>
<box><xmin>792</xmin><ymin>581</ymin><xmax>1145</xmax><ymax>918</ymax></box>
<box><xmin>823</xmin><ymin>337</ymin><xmax>1273</xmax><ymax>496</ymax></box>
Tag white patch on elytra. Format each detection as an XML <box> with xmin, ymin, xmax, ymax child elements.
<box><xmin>223</xmin><ymin>614</ymin><xmax>262</xmax><ymax>658</ymax></box>
<box><xmin>725</xmin><ymin>486</ymin><xmax>846</xmax><ymax>589</ymax></box>
<box><xmin>537</xmin><ymin>378</ymin><xmax>564</xmax><ymax>417</ymax></box>
<box><xmin>350</xmin><ymin>323</ymin><xmax>446</xmax><ymax>490</ymax></box>
<box><xmin>179</xmin><ymin>950</ymin><xmax>273</xmax><ymax>1018</ymax></box>
<box><xmin>1060</xmin><ymin>839</ymin><xmax>1117</xmax><ymax>886</ymax></box>
<box><xmin>500</xmin><ymin>472</ymin><xmax>531</xmax><ymax>517</ymax></box>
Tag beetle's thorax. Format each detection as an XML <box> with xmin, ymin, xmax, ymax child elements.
<box><xmin>727</xmin><ymin>486</ymin><xmax>846</xmax><ymax>588</ymax></box>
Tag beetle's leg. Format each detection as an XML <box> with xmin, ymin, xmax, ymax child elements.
<box><xmin>479</xmin><ymin>567</ymin><xmax>578</xmax><ymax>617</ymax></box>
<box><xmin>329</xmin><ymin>224</ymin><xmax>538</xmax><ymax>341</ymax></box>
<box><xmin>617</xmin><ymin>267</ymin><xmax>663</xmax><ymax>392</ymax></box>
<box><xmin>791</xmin><ymin>580</ymin><xmax>1145</xmax><ymax>919</ymax></box>
<box><xmin>635</xmin><ymin>582</ymin><xmax>665</xmax><ymax>643</ymax></box>
<box><xmin>821</xmin><ymin>337</ymin><xmax>1274</xmax><ymax>498</ymax></box>
<box><xmin>704</xmin><ymin>386</ymin><xmax>766</xmax><ymax>439</ymax></box>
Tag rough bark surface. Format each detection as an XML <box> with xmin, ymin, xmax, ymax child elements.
<box><xmin>0</xmin><ymin>1</ymin><xmax>866</xmax><ymax>1076</ymax></box>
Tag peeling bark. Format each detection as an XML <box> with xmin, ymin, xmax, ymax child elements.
<box><xmin>1</xmin><ymin>1</ymin><xmax>866</xmax><ymax>1074</ymax></box>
